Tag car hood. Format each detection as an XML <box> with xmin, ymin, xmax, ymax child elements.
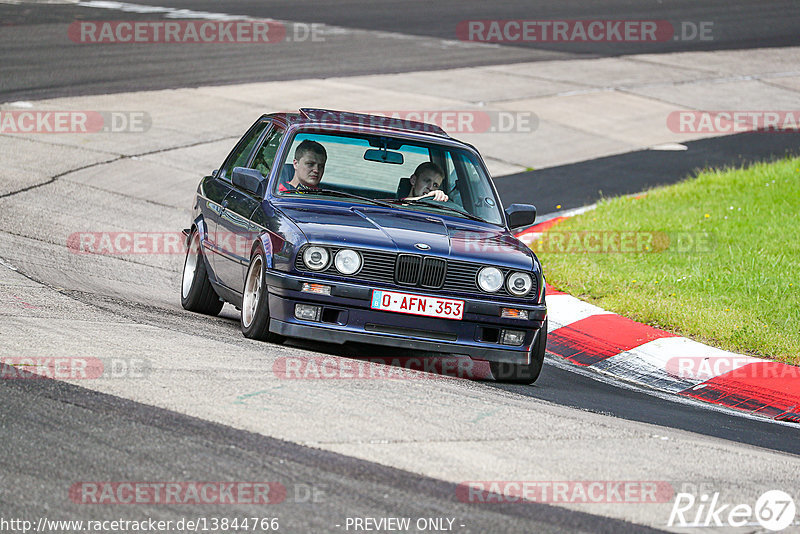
<box><xmin>275</xmin><ymin>201</ymin><xmax>533</xmax><ymax>270</ymax></box>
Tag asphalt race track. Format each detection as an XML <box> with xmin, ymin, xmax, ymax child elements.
<box><xmin>2</xmin><ymin>0</ymin><xmax>799</xmax><ymax>101</ymax></box>
<box><xmin>0</xmin><ymin>373</ymin><xmax>661</xmax><ymax>533</ymax></box>
<box><xmin>1</xmin><ymin>1</ymin><xmax>800</xmax><ymax>533</ymax></box>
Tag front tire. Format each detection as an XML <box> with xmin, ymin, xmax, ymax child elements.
<box><xmin>241</xmin><ymin>247</ymin><xmax>285</xmax><ymax>343</ymax></box>
<box><xmin>181</xmin><ymin>229</ymin><xmax>224</xmax><ymax>316</ymax></box>
<box><xmin>490</xmin><ymin>318</ymin><xmax>547</xmax><ymax>384</ymax></box>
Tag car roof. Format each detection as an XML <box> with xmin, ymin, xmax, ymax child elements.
<box><xmin>264</xmin><ymin>108</ymin><xmax>452</xmax><ymax>139</ymax></box>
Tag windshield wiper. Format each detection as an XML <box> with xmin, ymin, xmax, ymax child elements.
<box><xmin>397</xmin><ymin>198</ymin><xmax>490</xmax><ymax>223</ymax></box>
<box><xmin>282</xmin><ymin>188</ymin><xmax>396</xmax><ymax>209</ymax></box>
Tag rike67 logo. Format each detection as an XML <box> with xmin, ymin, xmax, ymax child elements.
<box><xmin>668</xmin><ymin>490</ymin><xmax>796</xmax><ymax>531</ymax></box>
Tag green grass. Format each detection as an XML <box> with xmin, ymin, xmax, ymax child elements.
<box><xmin>536</xmin><ymin>156</ymin><xmax>800</xmax><ymax>365</ymax></box>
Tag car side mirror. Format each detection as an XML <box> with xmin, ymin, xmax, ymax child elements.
<box><xmin>232</xmin><ymin>167</ymin><xmax>265</xmax><ymax>197</ymax></box>
<box><xmin>505</xmin><ymin>203</ymin><xmax>536</xmax><ymax>229</ymax></box>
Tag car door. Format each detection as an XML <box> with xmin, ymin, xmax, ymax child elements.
<box><xmin>196</xmin><ymin>172</ymin><xmax>230</xmax><ymax>285</ymax></box>
<box><xmin>215</xmin><ymin>124</ymin><xmax>285</xmax><ymax>292</ymax></box>
<box><xmin>207</xmin><ymin>119</ymin><xmax>271</xmax><ymax>285</ymax></box>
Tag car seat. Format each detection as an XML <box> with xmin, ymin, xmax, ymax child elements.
<box><xmin>279</xmin><ymin>163</ymin><xmax>294</xmax><ymax>188</ymax></box>
<box><xmin>396</xmin><ymin>177</ymin><xmax>412</xmax><ymax>198</ymax></box>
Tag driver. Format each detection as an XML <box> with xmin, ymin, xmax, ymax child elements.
<box><xmin>279</xmin><ymin>140</ymin><xmax>327</xmax><ymax>192</ymax></box>
<box><xmin>405</xmin><ymin>162</ymin><xmax>449</xmax><ymax>202</ymax></box>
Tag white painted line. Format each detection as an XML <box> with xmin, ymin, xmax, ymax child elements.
<box><xmin>593</xmin><ymin>338</ymin><xmax>705</xmax><ymax>393</ymax></box>
<box><xmin>592</xmin><ymin>336</ymin><xmax>763</xmax><ymax>392</ymax></box>
<box><xmin>542</xmin><ymin>204</ymin><xmax>598</xmax><ymax>222</ymax></box>
<box><xmin>0</xmin><ymin>257</ymin><xmax>19</xmax><ymax>271</ymax></box>
<box><xmin>5</xmin><ymin>101</ymin><xmax>34</xmax><ymax>108</ymax></box>
<box><xmin>649</xmin><ymin>143</ymin><xmax>688</xmax><ymax>151</ymax></box>
<box><xmin>546</xmin><ymin>294</ymin><xmax>613</xmax><ymax>330</ymax></box>
<box><xmin>515</xmin><ymin>204</ymin><xmax>598</xmax><ymax>239</ymax></box>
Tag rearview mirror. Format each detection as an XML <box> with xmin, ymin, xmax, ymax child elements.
<box><xmin>505</xmin><ymin>203</ymin><xmax>537</xmax><ymax>229</ymax></box>
<box><xmin>368</xmin><ymin>136</ymin><xmax>404</xmax><ymax>150</ymax></box>
<box><xmin>232</xmin><ymin>167</ymin><xmax>265</xmax><ymax>197</ymax></box>
<box><xmin>364</xmin><ymin>149</ymin><xmax>404</xmax><ymax>165</ymax></box>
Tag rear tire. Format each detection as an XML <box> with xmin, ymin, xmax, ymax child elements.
<box><xmin>181</xmin><ymin>229</ymin><xmax>224</xmax><ymax>316</ymax></box>
<box><xmin>490</xmin><ymin>318</ymin><xmax>548</xmax><ymax>384</ymax></box>
<box><xmin>241</xmin><ymin>246</ymin><xmax>285</xmax><ymax>344</ymax></box>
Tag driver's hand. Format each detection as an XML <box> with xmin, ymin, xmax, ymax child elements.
<box><xmin>423</xmin><ymin>190</ymin><xmax>449</xmax><ymax>202</ymax></box>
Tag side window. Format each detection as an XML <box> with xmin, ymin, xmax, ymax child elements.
<box><xmin>252</xmin><ymin>127</ymin><xmax>285</xmax><ymax>178</ymax></box>
<box><xmin>219</xmin><ymin>120</ymin><xmax>269</xmax><ymax>181</ymax></box>
<box><xmin>458</xmin><ymin>152</ymin><xmax>502</xmax><ymax>225</ymax></box>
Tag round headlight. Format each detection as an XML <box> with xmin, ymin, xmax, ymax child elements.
<box><xmin>334</xmin><ymin>249</ymin><xmax>361</xmax><ymax>275</ymax></box>
<box><xmin>477</xmin><ymin>266</ymin><xmax>503</xmax><ymax>293</ymax></box>
<box><xmin>507</xmin><ymin>272</ymin><xmax>533</xmax><ymax>296</ymax></box>
<box><xmin>303</xmin><ymin>246</ymin><xmax>329</xmax><ymax>271</ymax></box>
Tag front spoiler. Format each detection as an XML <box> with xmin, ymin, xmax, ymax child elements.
<box><xmin>270</xmin><ymin>319</ymin><xmax>540</xmax><ymax>364</ymax></box>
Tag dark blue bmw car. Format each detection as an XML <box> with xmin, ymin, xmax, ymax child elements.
<box><xmin>181</xmin><ymin>109</ymin><xmax>547</xmax><ymax>383</ymax></box>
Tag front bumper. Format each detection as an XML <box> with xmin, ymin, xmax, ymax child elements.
<box><xmin>265</xmin><ymin>270</ymin><xmax>546</xmax><ymax>365</ymax></box>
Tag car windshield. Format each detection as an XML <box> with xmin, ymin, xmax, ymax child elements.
<box><xmin>273</xmin><ymin>131</ymin><xmax>504</xmax><ymax>225</ymax></box>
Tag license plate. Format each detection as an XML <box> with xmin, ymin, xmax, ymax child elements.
<box><xmin>370</xmin><ymin>290</ymin><xmax>464</xmax><ymax>320</ymax></box>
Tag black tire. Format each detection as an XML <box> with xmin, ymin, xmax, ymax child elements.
<box><xmin>240</xmin><ymin>246</ymin><xmax>285</xmax><ymax>343</ymax></box>
<box><xmin>490</xmin><ymin>318</ymin><xmax>548</xmax><ymax>384</ymax></box>
<box><xmin>181</xmin><ymin>229</ymin><xmax>224</xmax><ymax>316</ymax></box>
